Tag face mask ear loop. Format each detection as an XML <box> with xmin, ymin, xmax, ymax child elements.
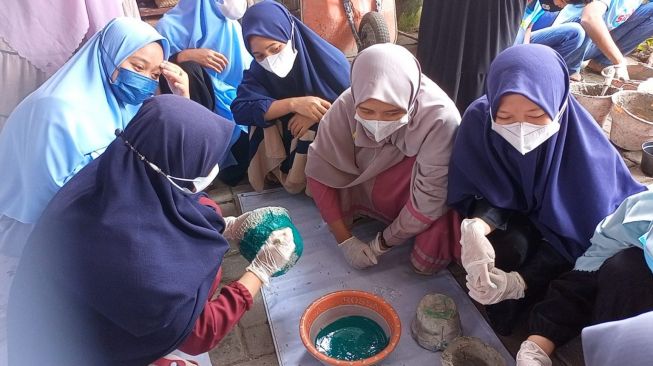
<box><xmin>114</xmin><ymin>129</ymin><xmax>195</xmax><ymax>194</ymax></box>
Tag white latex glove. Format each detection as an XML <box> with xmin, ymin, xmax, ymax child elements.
<box><xmin>368</xmin><ymin>232</ymin><xmax>391</xmax><ymax>257</ymax></box>
<box><xmin>516</xmin><ymin>340</ymin><xmax>552</xmax><ymax>366</ymax></box>
<box><xmin>614</xmin><ymin>63</ymin><xmax>630</xmax><ymax>81</ymax></box>
<box><xmin>222</xmin><ymin>215</ymin><xmax>238</xmax><ymax>240</ymax></box>
<box><xmin>466</xmin><ymin>267</ymin><xmax>526</xmax><ymax>305</ymax></box>
<box><xmin>460</xmin><ymin>218</ymin><xmax>497</xmax><ymax>289</ymax></box>
<box><xmin>339</xmin><ymin>236</ymin><xmax>378</xmax><ymax>270</ymax></box>
<box><xmin>222</xmin><ymin>207</ymin><xmax>287</xmax><ymax>241</ymax></box>
<box><xmin>246</xmin><ymin>227</ymin><xmax>295</xmax><ymax>285</ymax></box>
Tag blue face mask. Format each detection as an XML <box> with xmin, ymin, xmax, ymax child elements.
<box><xmin>110</xmin><ymin>68</ymin><xmax>158</xmax><ymax>105</ymax></box>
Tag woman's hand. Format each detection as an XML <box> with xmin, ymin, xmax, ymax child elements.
<box><xmin>160</xmin><ymin>61</ymin><xmax>190</xmax><ymax>98</ymax></box>
<box><xmin>288</xmin><ymin>113</ymin><xmax>318</xmax><ymax>138</ymax></box>
<box><xmin>178</xmin><ymin>48</ymin><xmax>229</xmax><ymax>73</ymax></box>
<box><xmin>290</xmin><ymin>96</ymin><xmax>332</xmax><ymax>121</ymax></box>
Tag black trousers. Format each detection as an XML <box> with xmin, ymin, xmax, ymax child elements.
<box><xmin>160</xmin><ymin>60</ymin><xmax>250</xmax><ymax>186</ymax></box>
<box><xmin>529</xmin><ymin>247</ymin><xmax>653</xmax><ymax>346</ymax></box>
<box><xmin>483</xmin><ymin>215</ymin><xmax>573</xmax><ymax>335</ymax></box>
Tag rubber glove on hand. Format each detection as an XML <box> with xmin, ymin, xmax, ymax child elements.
<box><xmin>368</xmin><ymin>232</ymin><xmax>391</xmax><ymax>257</ymax></box>
<box><xmin>222</xmin><ymin>213</ymin><xmax>249</xmax><ymax>241</ymax></box>
<box><xmin>516</xmin><ymin>340</ymin><xmax>552</xmax><ymax>366</ymax></box>
<box><xmin>460</xmin><ymin>218</ymin><xmax>497</xmax><ymax>289</ymax></box>
<box><xmin>614</xmin><ymin>63</ymin><xmax>630</xmax><ymax>81</ymax></box>
<box><xmin>246</xmin><ymin>227</ymin><xmax>296</xmax><ymax>285</ymax></box>
<box><xmin>466</xmin><ymin>267</ymin><xmax>526</xmax><ymax>305</ymax></box>
<box><xmin>222</xmin><ymin>207</ymin><xmax>283</xmax><ymax>241</ymax></box>
<box><xmin>339</xmin><ymin>236</ymin><xmax>378</xmax><ymax>270</ymax></box>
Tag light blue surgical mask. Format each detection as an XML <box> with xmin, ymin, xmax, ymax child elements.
<box><xmin>110</xmin><ymin>68</ymin><xmax>158</xmax><ymax>105</ymax></box>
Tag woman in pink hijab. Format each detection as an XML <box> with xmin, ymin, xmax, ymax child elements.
<box><xmin>306</xmin><ymin>43</ymin><xmax>462</xmax><ymax>274</ymax></box>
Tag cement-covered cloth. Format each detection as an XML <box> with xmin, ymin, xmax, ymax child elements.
<box><xmin>238</xmin><ymin>189</ymin><xmax>514</xmax><ymax>366</ymax></box>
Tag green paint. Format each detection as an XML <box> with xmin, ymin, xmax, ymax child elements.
<box><xmin>315</xmin><ymin>316</ymin><xmax>388</xmax><ymax>361</ymax></box>
<box><xmin>240</xmin><ymin>210</ymin><xmax>303</xmax><ymax>277</ymax></box>
<box><xmin>424</xmin><ymin>308</ymin><xmax>455</xmax><ymax>319</ymax></box>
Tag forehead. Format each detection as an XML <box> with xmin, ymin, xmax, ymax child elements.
<box><xmin>249</xmin><ymin>35</ymin><xmax>284</xmax><ymax>51</ymax></box>
<box><xmin>126</xmin><ymin>42</ymin><xmax>164</xmax><ymax>62</ymax></box>
<box><xmin>497</xmin><ymin>93</ymin><xmax>542</xmax><ymax>111</ymax></box>
<box><xmin>357</xmin><ymin>98</ymin><xmax>404</xmax><ymax>111</ymax></box>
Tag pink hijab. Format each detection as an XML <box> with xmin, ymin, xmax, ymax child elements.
<box><xmin>0</xmin><ymin>1</ymin><xmax>126</xmax><ymax>76</ymax></box>
<box><xmin>306</xmin><ymin>43</ymin><xmax>461</xmax><ymax>220</ymax></box>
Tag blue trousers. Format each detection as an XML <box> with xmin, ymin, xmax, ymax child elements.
<box><xmin>529</xmin><ymin>2</ymin><xmax>653</xmax><ymax>74</ymax></box>
<box><xmin>528</xmin><ymin>22</ymin><xmax>586</xmax><ymax>73</ymax></box>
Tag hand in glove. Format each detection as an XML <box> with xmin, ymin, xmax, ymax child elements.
<box><xmin>339</xmin><ymin>236</ymin><xmax>378</xmax><ymax>270</ymax></box>
<box><xmin>614</xmin><ymin>63</ymin><xmax>630</xmax><ymax>81</ymax></box>
<box><xmin>222</xmin><ymin>213</ymin><xmax>249</xmax><ymax>241</ymax></box>
<box><xmin>602</xmin><ymin>63</ymin><xmax>630</xmax><ymax>83</ymax></box>
<box><xmin>516</xmin><ymin>340</ymin><xmax>552</xmax><ymax>366</ymax></box>
<box><xmin>246</xmin><ymin>227</ymin><xmax>296</xmax><ymax>285</ymax></box>
<box><xmin>222</xmin><ymin>207</ymin><xmax>285</xmax><ymax>242</ymax></box>
<box><xmin>368</xmin><ymin>232</ymin><xmax>391</xmax><ymax>257</ymax></box>
<box><xmin>460</xmin><ymin>218</ymin><xmax>496</xmax><ymax>289</ymax></box>
<box><xmin>466</xmin><ymin>267</ymin><xmax>526</xmax><ymax>305</ymax></box>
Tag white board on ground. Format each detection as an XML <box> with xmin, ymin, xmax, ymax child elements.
<box><xmin>238</xmin><ymin>188</ymin><xmax>514</xmax><ymax>366</ymax></box>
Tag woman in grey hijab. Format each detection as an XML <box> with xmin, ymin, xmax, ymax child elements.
<box><xmin>306</xmin><ymin>43</ymin><xmax>462</xmax><ymax>274</ymax></box>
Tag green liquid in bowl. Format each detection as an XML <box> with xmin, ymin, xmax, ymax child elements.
<box><xmin>315</xmin><ymin>315</ymin><xmax>389</xmax><ymax>361</ymax></box>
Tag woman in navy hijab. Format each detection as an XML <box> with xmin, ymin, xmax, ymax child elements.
<box><xmin>447</xmin><ymin>44</ymin><xmax>645</xmax><ymax>336</ymax></box>
<box><xmin>231</xmin><ymin>0</ymin><xmax>350</xmax><ymax>194</ymax></box>
<box><xmin>7</xmin><ymin>96</ymin><xmax>296</xmax><ymax>365</ymax></box>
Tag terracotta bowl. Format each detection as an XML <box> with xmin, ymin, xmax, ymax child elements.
<box><xmin>299</xmin><ymin>290</ymin><xmax>401</xmax><ymax>365</ymax></box>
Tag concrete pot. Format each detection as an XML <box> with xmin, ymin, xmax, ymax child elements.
<box><xmin>610</xmin><ymin>91</ymin><xmax>653</xmax><ymax>151</ymax></box>
<box><xmin>441</xmin><ymin>336</ymin><xmax>505</xmax><ymax>366</ymax></box>
<box><xmin>570</xmin><ymin>82</ymin><xmax>620</xmax><ymax>128</ymax></box>
<box><xmin>410</xmin><ymin>293</ymin><xmax>462</xmax><ymax>352</ymax></box>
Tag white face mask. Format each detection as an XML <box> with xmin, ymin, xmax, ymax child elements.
<box><xmin>148</xmin><ymin>162</ymin><xmax>220</xmax><ymax>194</ymax></box>
<box><xmin>354</xmin><ymin>112</ymin><xmax>410</xmax><ymax>143</ymax></box>
<box><xmin>217</xmin><ymin>0</ymin><xmax>247</xmax><ymax>20</ymax></box>
<box><xmin>491</xmin><ymin>100</ymin><xmax>567</xmax><ymax>155</ymax></box>
<box><xmin>190</xmin><ymin>163</ymin><xmax>221</xmax><ymax>192</ymax></box>
<box><xmin>258</xmin><ymin>30</ymin><xmax>297</xmax><ymax>78</ymax></box>
<box><xmin>117</xmin><ymin>129</ymin><xmax>221</xmax><ymax>194</ymax></box>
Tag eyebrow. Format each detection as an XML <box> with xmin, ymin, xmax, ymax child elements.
<box><xmin>252</xmin><ymin>43</ymin><xmax>279</xmax><ymax>57</ymax></box>
<box><xmin>130</xmin><ymin>56</ymin><xmax>151</xmax><ymax>66</ymax></box>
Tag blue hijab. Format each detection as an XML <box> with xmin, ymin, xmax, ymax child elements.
<box><xmin>155</xmin><ymin>0</ymin><xmax>252</xmax><ymax>125</ymax></box>
<box><xmin>447</xmin><ymin>44</ymin><xmax>645</xmax><ymax>262</ymax></box>
<box><xmin>0</xmin><ymin>17</ymin><xmax>169</xmax><ymax>225</ymax></box>
<box><xmin>575</xmin><ymin>189</ymin><xmax>653</xmax><ymax>274</ymax></box>
<box><xmin>8</xmin><ymin>95</ymin><xmax>233</xmax><ymax>365</ymax></box>
<box><xmin>231</xmin><ymin>0</ymin><xmax>350</xmax><ymax>127</ymax></box>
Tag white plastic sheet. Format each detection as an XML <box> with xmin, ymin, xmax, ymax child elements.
<box><xmin>238</xmin><ymin>189</ymin><xmax>514</xmax><ymax>366</ymax></box>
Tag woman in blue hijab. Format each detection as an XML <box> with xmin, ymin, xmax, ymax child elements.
<box><xmin>156</xmin><ymin>0</ymin><xmax>253</xmax><ymax>186</ymax></box>
<box><xmin>0</xmin><ymin>18</ymin><xmax>190</xmax><ymax>259</ymax></box>
<box><xmin>7</xmin><ymin>96</ymin><xmax>297</xmax><ymax>365</ymax></box>
<box><xmin>447</xmin><ymin>44</ymin><xmax>645</xmax><ymax>335</ymax></box>
<box><xmin>231</xmin><ymin>0</ymin><xmax>350</xmax><ymax>194</ymax></box>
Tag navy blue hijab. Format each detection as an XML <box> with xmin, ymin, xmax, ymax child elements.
<box><xmin>8</xmin><ymin>95</ymin><xmax>234</xmax><ymax>365</ymax></box>
<box><xmin>447</xmin><ymin>44</ymin><xmax>645</xmax><ymax>262</ymax></box>
<box><xmin>231</xmin><ymin>0</ymin><xmax>350</xmax><ymax>127</ymax></box>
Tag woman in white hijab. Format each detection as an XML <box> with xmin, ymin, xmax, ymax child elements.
<box><xmin>306</xmin><ymin>43</ymin><xmax>462</xmax><ymax>274</ymax></box>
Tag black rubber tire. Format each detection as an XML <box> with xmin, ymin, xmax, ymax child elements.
<box><xmin>358</xmin><ymin>11</ymin><xmax>391</xmax><ymax>51</ymax></box>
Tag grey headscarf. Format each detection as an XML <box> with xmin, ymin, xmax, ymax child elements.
<box><xmin>306</xmin><ymin>43</ymin><xmax>460</xmax><ymax>221</ymax></box>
